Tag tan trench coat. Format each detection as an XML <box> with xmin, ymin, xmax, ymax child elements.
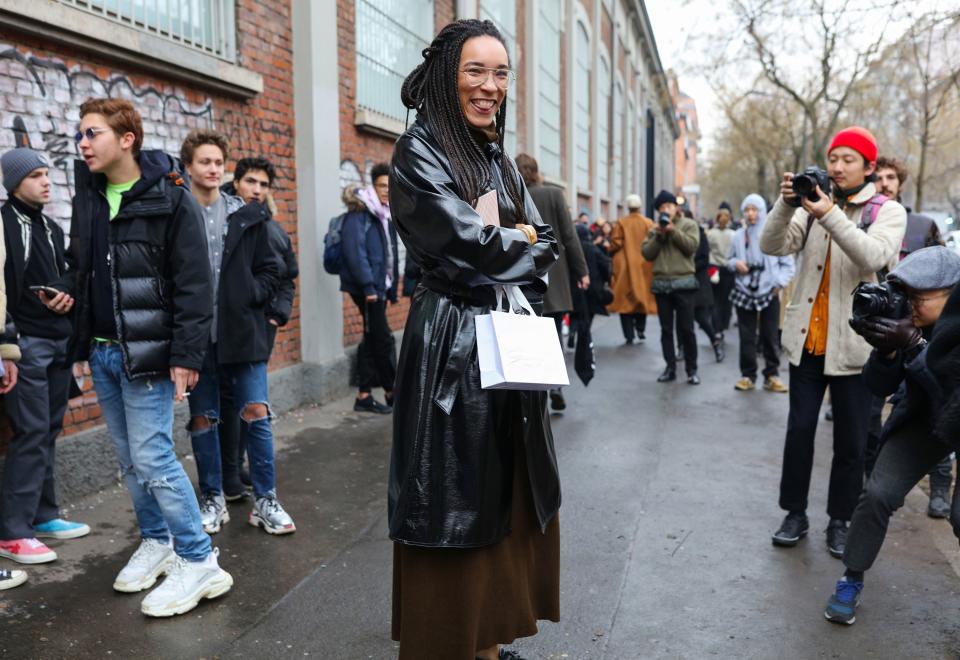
<box><xmin>607</xmin><ymin>211</ymin><xmax>657</xmax><ymax>315</ymax></box>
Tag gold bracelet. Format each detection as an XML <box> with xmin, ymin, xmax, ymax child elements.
<box><xmin>523</xmin><ymin>225</ymin><xmax>537</xmax><ymax>244</ymax></box>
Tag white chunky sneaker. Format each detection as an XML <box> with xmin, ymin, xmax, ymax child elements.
<box><xmin>140</xmin><ymin>550</ymin><xmax>233</xmax><ymax>617</ymax></box>
<box><xmin>0</xmin><ymin>569</ymin><xmax>27</xmax><ymax>590</ymax></box>
<box><xmin>249</xmin><ymin>496</ymin><xmax>296</xmax><ymax>535</ymax></box>
<box><xmin>113</xmin><ymin>538</ymin><xmax>175</xmax><ymax>593</ymax></box>
<box><xmin>199</xmin><ymin>493</ymin><xmax>230</xmax><ymax>535</ymax></box>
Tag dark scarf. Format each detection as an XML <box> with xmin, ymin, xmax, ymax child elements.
<box><xmin>469</xmin><ymin>122</ymin><xmax>499</xmax><ymax>145</ymax></box>
<box><xmin>834</xmin><ymin>180</ymin><xmax>871</xmax><ymax>208</ymax></box>
<box><xmin>8</xmin><ymin>194</ymin><xmax>43</xmax><ymax>221</ymax></box>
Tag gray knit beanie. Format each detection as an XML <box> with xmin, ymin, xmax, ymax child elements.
<box><xmin>2</xmin><ymin>148</ymin><xmax>48</xmax><ymax>193</ymax></box>
<box><xmin>887</xmin><ymin>246</ymin><xmax>960</xmax><ymax>291</ymax></box>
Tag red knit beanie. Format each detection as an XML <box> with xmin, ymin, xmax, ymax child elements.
<box><xmin>828</xmin><ymin>126</ymin><xmax>878</xmax><ymax>163</ymax></box>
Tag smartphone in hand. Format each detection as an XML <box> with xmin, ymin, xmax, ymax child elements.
<box><xmin>29</xmin><ymin>285</ymin><xmax>62</xmax><ymax>297</ymax></box>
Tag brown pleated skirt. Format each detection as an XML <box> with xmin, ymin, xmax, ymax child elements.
<box><xmin>391</xmin><ymin>437</ymin><xmax>560</xmax><ymax>660</ymax></box>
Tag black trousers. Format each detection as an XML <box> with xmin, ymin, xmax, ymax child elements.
<box><xmin>712</xmin><ymin>270</ymin><xmax>735</xmax><ymax>332</ymax></box>
<box><xmin>844</xmin><ymin>420</ymin><xmax>960</xmax><ymax>573</ymax></box>
<box><xmin>350</xmin><ymin>294</ymin><xmax>397</xmax><ymax>394</ymax></box>
<box><xmin>619</xmin><ymin>313</ymin><xmax>647</xmax><ymax>341</ymax></box>
<box><xmin>779</xmin><ymin>351</ymin><xmax>872</xmax><ymax>521</ymax></box>
<box><xmin>693</xmin><ymin>306</ymin><xmax>718</xmax><ymax>346</ymax></box>
<box><xmin>735</xmin><ymin>300</ymin><xmax>781</xmax><ymax>380</ymax></box>
<box><xmin>865</xmin><ymin>395</ymin><xmax>953</xmax><ymax>492</ymax></box>
<box><xmin>655</xmin><ymin>290</ymin><xmax>697</xmax><ymax>375</ymax></box>
<box><xmin>0</xmin><ymin>336</ymin><xmax>72</xmax><ymax>539</ymax></box>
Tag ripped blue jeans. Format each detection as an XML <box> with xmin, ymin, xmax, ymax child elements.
<box><xmin>89</xmin><ymin>343</ymin><xmax>211</xmax><ymax>561</ymax></box>
<box><xmin>188</xmin><ymin>343</ymin><xmax>276</xmax><ymax>499</ymax></box>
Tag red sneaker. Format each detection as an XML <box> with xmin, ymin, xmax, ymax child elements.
<box><xmin>0</xmin><ymin>538</ymin><xmax>57</xmax><ymax>564</ymax></box>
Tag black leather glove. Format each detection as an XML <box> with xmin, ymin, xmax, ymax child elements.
<box><xmin>857</xmin><ymin>316</ymin><xmax>922</xmax><ymax>354</ymax></box>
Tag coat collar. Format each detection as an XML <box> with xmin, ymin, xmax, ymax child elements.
<box><xmin>844</xmin><ymin>181</ymin><xmax>877</xmax><ymax>206</ymax></box>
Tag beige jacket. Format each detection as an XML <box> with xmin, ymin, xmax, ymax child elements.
<box><xmin>760</xmin><ymin>183</ymin><xmax>906</xmax><ymax>376</ymax></box>
<box><xmin>0</xmin><ymin>223</ymin><xmax>18</xmax><ymax>362</ymax></box>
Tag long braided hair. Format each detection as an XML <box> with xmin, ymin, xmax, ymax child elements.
<box><xmin>401</xmin><ymin>19</ymin><xmax>528</xmax><ymax>226</ymax></box>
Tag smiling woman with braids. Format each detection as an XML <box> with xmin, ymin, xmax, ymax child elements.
<box><xmin>387</xmin><ymin>19</ymin><xmax>560</xmax><ymax>660</ymax></box>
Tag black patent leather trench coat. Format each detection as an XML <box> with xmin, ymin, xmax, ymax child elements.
<box><xmin>387</xmin><ymin>118</ymin><xmax>561</xmax><ymax>548</ymax></box>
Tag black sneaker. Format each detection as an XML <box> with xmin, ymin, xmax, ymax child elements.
<box><xmin>354</xmin><ymin>396</ymin><xmax>392</xmax><ymax>414</ymax></box>
<box><xmin>624</xmin><ymin>338</ymin><xmax>634</xmax><ymax>346</ymax></box>
<box><xmin>772</xmin><ymin>512</ymin><xmax>809</xmax><ymax>547</ymax></box>
<box><xmin>687</xmin><ymin>373</ymin><xmax>701</xmax><ymax>385</ymax></box>
<box><xmin>637</xmin><ymin>333</ymin><xmax>646</xmax><ymax>342</ymax></box>
<box><xmin>824</xmin><ymin>576</ymin><xmax>863</xmax><ymax>625</ymax></box>
<box><xmin>928</xmin><ymin>491</ymin><xmax>951</xmax><ymax>519</ymax></box>
<box><xmin>657</xmin><ymin>368</ymin><xmax>677</xmax><ymax>383</ymax></box>
<box><xmin>498</xmin><ymin>650</ymin><xmax>527</xmax><ymax>660</ymax></box>
<box><xmin>713</xmin><ymin>342</ymin><xmax>725</xmax><ymax>363</ymax></box>
<box><xmin>826</xmin><ymin>519</ymin><xmax>848</xmax><ymax>558</ymax></box>
<box><xmin>224</xmin><ymin>489</ymin><xmax>251</xmax><ymax>503</ymax></box>
<box><xmin>549</xmin><ymin>389</ymin><xmax>566</xmax><ymax>411</ymax></box>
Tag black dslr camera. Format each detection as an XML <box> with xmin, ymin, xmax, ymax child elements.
<box><xmin>849</xmin><ymin>282</ymin><xmax>910</xmax><ymax>333</ymax></box>
<box><xmin>788</xmin><ymin>166</ymin><xmax>832</xmax><ymax>206</ymax></box>
<box><xmin>658</xmin><ymin>212</ymin><xmax>671</xmax><ymax>228</ymax></box>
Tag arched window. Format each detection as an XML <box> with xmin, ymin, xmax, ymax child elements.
<box><xmin>355</xmin><ymin>0</ymin><xmax>435</xmax><ymax>124</ymax></box>
<box><xmin>597</xmin><ymin>54</ymin><xmax>611</xmax><ymax>199</ymax></box>
<box><xmin>575</xmin><ymin>21</ymin><xmax>591</xmax><ymax>192</ymax></box>
<box><xmin>480</xmin><ymin>0</ymin><xmax>518</xmax><ymax>153</ymax></box>
<box><xmin>537</xmin><ymin>0</ymin><xmax>562</xmax><ymax>178</ymax></box>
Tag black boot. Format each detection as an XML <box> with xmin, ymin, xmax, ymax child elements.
<box><xmin>713</xmin><ymin>339</ymin><xmax>725</xmax><ymax>363</ymax></box>
<box><xmin>826</xmin><ymin>519</ymin><xmax>848</xmax><ymax>558</ymax></box>
<box><xmin>657</xmin><ymin>367</ymin><xmax>677</xmax><ymax>383</ymax></box>
<box><xmin>928</xmin><ymin>490</ymin><xmax>951</xmax><ymax>518</ymax></box>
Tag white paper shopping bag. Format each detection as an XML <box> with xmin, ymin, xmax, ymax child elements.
<box><xmin>475</xmin><ymin>286</ymin><xmax>570</xmax><ymax>390</ymax></box>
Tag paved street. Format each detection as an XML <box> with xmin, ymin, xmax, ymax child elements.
<box><xmin>3</xmin><ymin>315</ymin><xmax>960</xmax><ymax>659</ymax></box>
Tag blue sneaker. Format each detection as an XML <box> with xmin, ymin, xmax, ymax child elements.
<box><xmin>825</xmin><ymin>577</ymin><xmax>863</xmax><ymax>625</ymax></box>
<box><xmin>34</xmin><ymin>519</ymin><xmax>91</xmax><ymax>540</ymax></box>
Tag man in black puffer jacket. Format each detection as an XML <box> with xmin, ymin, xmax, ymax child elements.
<box><xmin>47</xmin><ymin>98</ymin><xmax>231</xmax><ymax>618</ymax></box>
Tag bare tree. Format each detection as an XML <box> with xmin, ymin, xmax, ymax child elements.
<box><xmin>730</xmin><ymin>0</ymin><xmax>902</xmax><ymax>165</ymax></box>
<box><xmin>901</xmin><ymin>13</ymin><xmax>960</xmax><ymax>210</ymax></box>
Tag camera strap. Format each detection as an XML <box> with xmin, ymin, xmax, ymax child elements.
<box><xmin>800</xmin><ymin>214</ymin><xmax>816</xmax><ymax>251</ymax></box>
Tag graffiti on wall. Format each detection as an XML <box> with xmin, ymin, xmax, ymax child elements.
<box><xmin>0</xmin><ymin>45</ymin><xmax>214</xmax><ymax>230</ymax></box>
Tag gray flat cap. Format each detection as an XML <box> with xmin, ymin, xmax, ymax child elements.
<box><xmin>2</xmin><ymin>148</ymin><xmax>48</xmax><ymax>193</ymax></box>
<box><xmin>887</xmin><ymin>246</ymin><xmax>960</xmax><ymax>291</ymax></box>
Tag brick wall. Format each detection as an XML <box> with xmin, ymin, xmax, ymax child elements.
<box><xmin>0</xmin><ymin>0</ymin><xmax>298</xmax><ymax>439</ymax></box>
<box><xmin>336</xmin><ymin>0</ymin><xmax>457</xmax><ymax>347</ymax></box>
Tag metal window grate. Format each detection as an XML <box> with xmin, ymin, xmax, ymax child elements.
<box><xmin>537</xmin><ymin>0</ymin><xmax>562</xmax><ymax>178</ymax></box>
<box><xmin>55</xmin><ymin>0</ymin><xmax>236</xmax><ymax>62</ymax></box>
<box><xmin>355</xmin><ymin>0</ymin><xmax>434</xmax><ymax>126</ymax></box>
<box><xmin>575</xmin><ymin>22</ymin><xmax>590</xmax><ymax>192</ymax></box>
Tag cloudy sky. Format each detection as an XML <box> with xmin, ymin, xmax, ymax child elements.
<box><xmin>645</xmin><ymin>0</ymin><xmax>955</xmax><ymax>161</ymax></box>
<box><xmin>646</xmin><ymin>0</ymin><xmax>721</xmax><ymax>156</ymax></box>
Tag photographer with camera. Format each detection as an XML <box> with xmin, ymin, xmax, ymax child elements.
<box><xmin>641</xmin><ymin>190</ymin><xmax>701</xmax><ymax>384</ymax></box>
<box><xmin>824</xmin><ymin>246</ymin><xmax>960</xmax><ymax>625</ymax></box>
<box><xmin>760</xmin><ymin>126</ymin><xmax>906</xmax><ymax>557</ymax></box>
<box><xmin>728</xmin><ymin>194</ymin><xmax>795</xmax><ymax>393</ymax></box>
<box><xmin>868</xmin><ymin>157</ymin><xmax>949</xmax><ymax>517</ymax></box>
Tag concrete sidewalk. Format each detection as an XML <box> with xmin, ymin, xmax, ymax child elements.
<box><xmin>3</xmin><ymin>314</ymin><xmax>960</xmax><ymax>659</ymax></box>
